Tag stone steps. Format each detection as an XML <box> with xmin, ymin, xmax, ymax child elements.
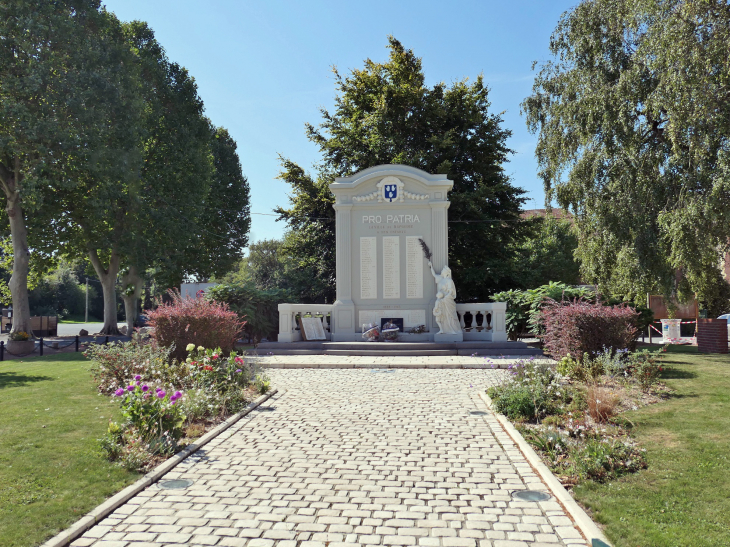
<box><xmin>254</xmin><ymin>340</ymin><xmax>544</xmax><ymax>357</ymax></box>
<box><xmin>324</xmin><ymin>349</ymin><xmax>455</xmax><ymax>356</ymax></box>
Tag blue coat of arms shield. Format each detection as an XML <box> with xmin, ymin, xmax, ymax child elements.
<box><xmin>384</xmin><ymin>183</ymin><xmax>398</xmax><ymax>202</ymax></box>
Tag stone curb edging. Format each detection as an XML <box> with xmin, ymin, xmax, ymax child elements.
<box><xmin>40</xmin><ymin>389</ymin><xmax>279</xmax><ymax>547</ymax></box>
<box><xmin>261</xmin><ymin>360</ymin><xmax>555</xmax><ymax>370</ymax></box>
<box><xmin>478</xmin><ymin>391</ymin><xmax>611</xmax><ymax>547</ymax></box>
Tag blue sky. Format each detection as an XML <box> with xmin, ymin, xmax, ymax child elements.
<box><xmin>103</xmin><ymin>0</ymin><xmax>577</xmax><ymax>243</ymax></box>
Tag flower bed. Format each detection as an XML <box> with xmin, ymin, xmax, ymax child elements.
<box><xmin>488</xmin><ymin>349</ymin><xmax>668</xmax><ymax>487</ymax></box>
<box><xmin>87</xmin><ymin>341</ymin><xmax>270</xmax><ymax>471</ymax></box>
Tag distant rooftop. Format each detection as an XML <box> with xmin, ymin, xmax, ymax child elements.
<box><xmin>520</xmin><ymin>208</ymin><xmax>574</xmax><ymax>220</ymax></box>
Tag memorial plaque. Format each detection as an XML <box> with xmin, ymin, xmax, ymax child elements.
<box><xmin>359</xmin><ymin>310</ymin><xmax>379</xmax><ymax>327</ymax></box>
<box><xmin>405</xmin><ymin>309</ymin><xmax>426</xmax><ymax>328</ymax></box>
<box><xmin>360</xmin><ymin>236</ymin><xmax>377</xmax><ymax>299</ymax></box>
<box><xmin>383</xmin><ymin>236</ymin><xmax>400</xmax><ymax>299</ymax></box>
<box><xmin>406</xmin><ymin>236</ymin><xmax>424</xmax><ymax>299</ymax></box>
<box><xmin>297</xmin><ymin>316</ymin><xmax>327</xmax><ymax>341</ymax></box>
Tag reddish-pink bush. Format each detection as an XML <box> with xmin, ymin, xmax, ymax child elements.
<box><xmin>146</xmin><ymin>290</ymin><xmax>245</xmax><ymax>361</ymax></box>
<box><xmin>540</xmin><ymin>298</ymin><xmax>638</xmax><ymax>360</ymax></box>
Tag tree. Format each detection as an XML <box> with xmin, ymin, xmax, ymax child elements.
<box><xmin>277</xmin><ymin>37</ymin><xmax>528</xmax><ymax>302</ymax></box>
<box><xmin>0</xmin><ymin>0</ymin><xmax>139</xmax><ymax>335</ymax></box>
<box><xmin>38</xmin><ymin>15</ymin><xmax>148</xmax><ymax>335</ymax></box>
<box><xmin>111</xmin><ymin>21</ymin><xmax>213</xmax><ymax>333</ymax></box>
<box><xmin>522</xmin><ymin>0</ymin><xmax>730</xmax><ymax>308</ymax></box>
<box><xmin>245</xmin><ymin>239</ymin><xmax>285</xmax><ymax>290</ymax></box>
<box><xmin>177</xmin><ymin>126</ymin><xmax>251</xmax><ymax>285</ymax></box>
<box><xmin>511</xmin><ymin>213</ymin><xmax>580</xmax><ymax>288</ymax></box>
<box><xmin>275</xmin><ymin>162</ymin><xmax>336</xmax><ymax>303</ymax></box>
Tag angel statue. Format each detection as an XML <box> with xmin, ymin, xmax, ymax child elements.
<box><xmin>428</xmin><ymin>261</ymin><xmax>461</xmax><ymax>335</ymax></box>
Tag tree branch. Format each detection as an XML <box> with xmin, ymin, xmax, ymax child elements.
<box><xmin>88</xmin><ymin>248</ymin><xmax>106</xmax><ymax>276</ymax></box>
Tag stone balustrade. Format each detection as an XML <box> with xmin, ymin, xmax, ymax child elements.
<box><xmin>454</xmin><ymin>302</ymin><xmax>508</xmax><ymax>341</ymax></box>
<box><xmin>278</xmin><ymin>304</ymin><xmax>333</xmax><ymax>343</ymax></box>
<box><xmin>276</xmin><ymin>302</ymin><xmax>507</xmax><ymax>342</ymax></box>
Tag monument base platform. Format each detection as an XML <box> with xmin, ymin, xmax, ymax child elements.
<box><xmin>433</xmin><ymin>332</ymin><xmax>463</xmax><ymax>343</ymax></box>
<box><xmin>255</xmin><ymin>340</ymin><xmax>542</xmax><ymax>357</ymax></box>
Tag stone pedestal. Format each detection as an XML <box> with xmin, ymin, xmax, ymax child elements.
<box><xmin>434</xmin><ymin>332</ymin><xmax>463</xmax><ymax>343</ymax></box>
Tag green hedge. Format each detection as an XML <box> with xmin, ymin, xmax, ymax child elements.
<box><xmin>207</xmin><ymin>284</ymin><xmax>290</xmax><ymax>344</ymax></box>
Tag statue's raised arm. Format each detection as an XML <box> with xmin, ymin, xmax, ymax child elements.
<box><xmin>428</xmin><ymin>261</ymin><xmax>439</xmax><ymax>282</ymax></box>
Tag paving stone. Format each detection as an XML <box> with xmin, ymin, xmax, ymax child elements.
<box><xmin>80</xmin><ymin>369</ymin><xmax>590</xmax><ymax>547</ymax></box>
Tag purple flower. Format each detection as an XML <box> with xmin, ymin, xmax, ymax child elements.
<box><xmin>173</xmin><ymin>391</ymin><xmax>182</xmax><ymax>399</ymax></box>
<box><xmin>141</xmin><ymin>385</ymin><xmax>149</xmax><ymax>392</ymax></box>
<box><xmin>136</xmin><ymin>381</ymin><xmax>141</xmax><ymax>386</ymax></box>
<box><xmin>126</xmin><ymin>385</ymin><xmax>135</xmax><ymax>392</ymax></box>
<box><xmin>134</xmin><ymin>375</ymin><xmax>141</xmax><ymax>381</ymax></box>
<box><xmin>155</xmin><ymin>387</ymin><xmax>162</xmax><ymax>392</ymax></box>
<box><xmin>114</xmin><ymin>388</ymin><xmax>125</xmax><ymax>397</ymax></box>
<box><xmin>157</xmin><ymin>390</ymin><xmax>166</xmax><ymax>399</ymax></box>
<box><xmin>171</xmin><ymin>399</ymin><xmax>177</xmax><ymax>405</ymax></box>
<box><xmin>235</xmin><ymin>369</ymin><xmax>242</xmax><ymax>373</ymax></box>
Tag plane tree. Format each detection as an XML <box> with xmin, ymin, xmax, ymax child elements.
<box><xmin>0</xmin><ymin>0</ymin><xmax>143</xmax><ymax>335</ymax></box>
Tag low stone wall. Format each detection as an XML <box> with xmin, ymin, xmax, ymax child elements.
<box><xmin>697</xmin><ymin>318</ymin><xmax>728</xmax><ymax>354</ymax></box>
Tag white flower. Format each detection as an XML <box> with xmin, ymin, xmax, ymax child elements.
<box><xmin>186</xmin><ymin>343</ymin><xmax>195</xmax><ymax>352</ymax></box>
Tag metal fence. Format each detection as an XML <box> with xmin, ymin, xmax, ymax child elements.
<box><xmin>0</xmin><ymin>335</ymin><xmax>114</xmax><ymax>360</ymax></box>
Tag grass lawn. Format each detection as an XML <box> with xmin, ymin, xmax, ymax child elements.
<box><xmin>0</xmin><ymin>353</ymin><xmax>139</xmax><ymax>547</ymax></box>
<box><xmin>575</xmin><ymin>345</ymin><xmax>730</xmax><ymax>546</ymax></box>
<box><xmin>59</xmin><ymin>314</ymin><xmax>101</xmax><ymax>324</ymax></box>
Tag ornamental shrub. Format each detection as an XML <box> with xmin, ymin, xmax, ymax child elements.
<box><xmin>491</xmin><ymin>283</ymin><xmax>652</xmax><ymax>340</ymax></box>
<box><xmin>146</xmin><ymin>290</ymin><xmax>245</xmax><ymax>360</ymax></box>
<box><xmin>487</xmin><ymin>359</ymin><xmax>575</xmax><ymax>421</ymax></box>
<box><xmin>86</xmin><ymin>340</ymin><xmax>175</xmax><ymax>395</ymax></box>
<box><xmin>207</xmin><ymin>283</ymin><xmax>289</xmax><ymax>343</ymax></box>
<box><xmin>114</xmin><ymin>379</ymin><xmax>186</xmax><ymax>451</ymax></box>
<box><xmin>491</xmin><ymin>282</ymin><xmax>594</xmax><ymax>340</ymax></box>
<box><xmin>540</xmin><ymin>299</ymin><xmax>638</xmax><ymax>360</ymax></box>
<box><xmin>626</xmin><ymin>349</ymin><xmax>665</xmax><ymax>391</ymax></box>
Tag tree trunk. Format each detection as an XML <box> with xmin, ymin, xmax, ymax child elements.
<box><xmin>89</xmin><ymin>248</ymin><xmax>121</xmax><ymax>335</ymax></box>
<box><xmin>121</xmin><ymin>265</ymin><xmax>143</xmax><ymax>336</ymax></box>
<box><xmin>1</xmin><ymin>162</ymin><xmax>33</xmax><ymax>338</ymax></box>
<box><xmin>6</xmin><ymin>194</ymin><xmax>34</xmax><ymax>337</ymax></box>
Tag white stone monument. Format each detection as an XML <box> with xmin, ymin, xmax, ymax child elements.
<box><xmin>329</xmin><ymin>164</ymin><xmax>462</xmax><ymax>342</ymax></box>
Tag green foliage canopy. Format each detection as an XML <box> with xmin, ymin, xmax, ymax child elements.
<box><xmin>522</xmin><ymin>0</ymin><xmax>730</xmax><ymax>308</ymax></box>
<box><xmin>0</xmin><ymin>0</ymin><xmax>143</xmax><ymax>333</ymax></box>
<box><xmin>511</xmin><ymin>213</ymin><xmax>580</xmax><ymax>288</ymax></box>
<box><xmin>277</xmin><ymin>37</ymin><xmax>528</xmax><ymax>302</ymax></box>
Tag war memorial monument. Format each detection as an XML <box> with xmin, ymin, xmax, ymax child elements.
<box><xmin>266</xmin><ymin>164</ymin><xmax>540</xmax><ymax>356</ymax></box>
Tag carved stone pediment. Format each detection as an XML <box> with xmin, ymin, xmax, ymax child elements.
<box><xmin>352</xmin><ymin>176</ymin><xmax>429</xmax><ymax>203</ymax></box>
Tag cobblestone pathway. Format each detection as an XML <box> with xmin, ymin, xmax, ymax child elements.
<box><xmin>73</xmin><ymin>369</ymin><xmax>590</xmax><ymax>547</ymax></box>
